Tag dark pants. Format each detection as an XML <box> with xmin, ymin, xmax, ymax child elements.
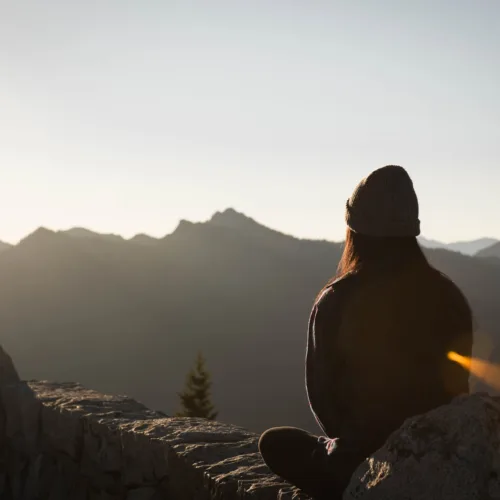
<box><xmin>258</xmin><ymin>427</ymin><xmax>365</xmax><ymax>500</ymax></box>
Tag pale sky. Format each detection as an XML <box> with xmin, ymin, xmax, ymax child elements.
<box><xmin>1</xmin><ymin>0</ymin><xmax>499</xmax><ymax>244</ymax></box>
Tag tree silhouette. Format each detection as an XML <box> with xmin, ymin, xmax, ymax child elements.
<box><xmin>176</xmin><ymin>351</ymin><xmax>217</xmax><ymax>420</ymax></box>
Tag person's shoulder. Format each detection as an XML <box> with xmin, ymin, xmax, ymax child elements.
<box><xmin>310</xmin><ymin>273</ymin><xmax>360</xmax><ymax>333</ymax></box>
<box><xmin>426</xmin><ymin>266</ymin><xmax>465</xmax><ymax>295</ymax></box>
<box><xmin>315</xmin><ymin>272</ymin><xmax>360</xmax><ymax>310</ymax></box>
<box><xmin>423</xmin><ymin>266</ymin><xmax>471</xmax><ymax>311</ymax></box>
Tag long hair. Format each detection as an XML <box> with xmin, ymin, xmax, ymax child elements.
<box><xmin>336</xmin><ymin>228</ymin><xmax>428</xmax><ymax>278</ymax></box>
<box><xmin>317</xmin><ymin>229</ymin><xmax>429</xmax><ymax>300</ymax></box>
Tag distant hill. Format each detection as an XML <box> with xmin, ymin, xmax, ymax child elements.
<box><xmin>476</xmin><ymin>241</ymin><xmax>500</xmax><ymax>260</ymax></box>
<box><xmin>64</xmin><ymin>227</ymin><xmax>162</xmax><ymax>246</ymax></box>
<box><xmin>0</xmin><ymin>208</ymin><xmax>499</xmax><ymax>432</ymax></box>
<box><xmin>0</xmin><ymin>241</ymin><xmax>11</xmax><ymax>253</ymax></box>
<box><xmin>63</xmin><ymin>227</ymin><xmax>126</xmax><ymax>243</ymax></box>
<box><xmin>129</xmin><ymin>234</ymin><xmax>159</xmax><ymax>246</ymax></box>
<box><xmin>418</xmin><ymin>236</ymin><xmax>498</xmax><ymax>256</ymax></box>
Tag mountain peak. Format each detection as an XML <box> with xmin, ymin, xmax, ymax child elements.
<box><xmin>166</xmin><ymin>219</ymin><xmax>198</xmax><ymax>239</ymax></box>
<box><xmin>63</xmin><ymin>227</ymin><xmax>125</xmax><ymax>243</ymax></box>
<box><xmin>130</xmin><ymin>233</ymin><xmax>159</xmax><ymax>245</ymax></box>
<box><xmin>22</xmin><ymin>227</ymin><xmax>56</xmax><ymax>240</ymax></box>
<box><xmin>64</xmin><ymin>227</ymin><xmax>98</xmax><ymax>237</ymax></box>
<box><xmin>209</xmin><ymin>208</ymin><xmax>259</xmax><ymax>229</ymax></box>
<box><xmin>17</xmin><ymin>227</ymin><xmax>63</xmax><ymax>249</ymax></box>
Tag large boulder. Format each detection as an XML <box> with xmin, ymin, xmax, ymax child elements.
<box><xmin>344</xmin><ymin>393</ymin><xmax>500</xmax><ymax>499</ymax></box>
<box><xmin>0</xmin><ymin>345</ymin><xmax>20</xmax><ymax>451</ymax></box>
<box><xmin>0</xmin><ymin>345</ymin><xmax>20</xmax><ymax>385</ymax></box>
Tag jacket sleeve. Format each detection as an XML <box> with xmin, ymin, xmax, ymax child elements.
<box><xmin>305</xmin><ymin>286</ymin><xmax>347</xmax><ymax>437</ymax></box>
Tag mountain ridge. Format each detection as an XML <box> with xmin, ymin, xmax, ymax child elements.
<box><xmin>2</xmin><ymin>208</ymin><xmax>496</xmax><ymax>253</ymax></box>
<box><xmin>418</xmin><ymin>236</ymin><xmax>499</xmax><ymax>256</ymax></box>
<box><xmin>476</xmin><ymin>241</ymin><xmax>500</xmax><ymax>260</ymax></box>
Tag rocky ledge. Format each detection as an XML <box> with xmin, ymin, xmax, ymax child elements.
<box><xmin>0</xmin><ymin>380</ymin><xmax>299</xmax><ymax>499</ymax></box>
<box><xmin>1</xmin><ymin>345</ymin><xmax>500</xmax><ymax>499</ymax></box>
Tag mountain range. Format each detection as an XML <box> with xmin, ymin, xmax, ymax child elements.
<box><xmin>0</xmin><ymin>208</ymin><xmax>499</xmax><ymax>432</ymax></box>
<box><xmin>417</xmin><ymin>236</ymin><xmax>499</xmax><ymax>256</ymax></box>
<box><xmin>1</xmin><ymin>221</ymin><xmax>498</xmax><ymax>257</ymax></box>
<box><xmin>476</xmin><ymin>241</ymin><xmax>500</xmax><ymax>260</ymax></box>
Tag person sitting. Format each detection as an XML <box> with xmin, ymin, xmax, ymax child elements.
<box><xmin>259</xmin><ymin>165</ymin><xmax>473</xmax><ymax>499</ymax></box>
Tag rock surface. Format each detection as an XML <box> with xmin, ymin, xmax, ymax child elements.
<box><xmin>344</xmin><ymin>393</ymin><xmax>500</xmax><ymax>500</ymax></box>
<box><xmin>0</xmin><ymin>377</ymin><xmax>294</xmax><ymax>499</ymax></box>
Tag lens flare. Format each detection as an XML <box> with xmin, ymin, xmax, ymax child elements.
<box><xmin>447</xmin><ymin>351</ymin><xmax>471</xmax><ymax>369</ymax></box>
<box><xmin>448</xmin><ymin>351</ymin><xmax>500</xmax><ymax>391</ymax></box>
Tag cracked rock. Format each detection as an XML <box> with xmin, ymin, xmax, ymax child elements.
<box><xmin>343</xmin><ymin>393</ymin><xmax>500</xmax><ymax>500</ymax></box>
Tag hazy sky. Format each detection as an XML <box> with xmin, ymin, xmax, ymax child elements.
<box><xmin>1</xmin><ymin>1</ymin><xmax>499</xmax><ymax>244</ymax></box>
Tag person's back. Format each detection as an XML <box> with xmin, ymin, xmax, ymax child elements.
<box><xmin>330</xmin><ymin>263</ymin><xmax>472</xmax><ymax>454</ymax></box>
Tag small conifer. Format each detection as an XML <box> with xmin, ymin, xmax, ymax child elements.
<box><xmin>176</xmin><ymin>351</ymin><xmax>217</xmax><ymax>420</ymax></box>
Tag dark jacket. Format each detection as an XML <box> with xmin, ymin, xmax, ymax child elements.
<box><xmin>306</xmin><ymin>266</ymin><xmax>473</xmax><ymax>454</ymax></box>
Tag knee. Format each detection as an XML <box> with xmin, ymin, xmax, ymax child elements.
<box><xmin>258</xmin><ymin>427</ymin><xmax>282</xmax><ymax>458</ymax></box>
<box><xmin>258</xmin><ymin>426</ymin><xmax>310</xmax><ymax>460</ymax></box>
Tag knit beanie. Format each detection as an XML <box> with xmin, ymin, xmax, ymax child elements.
<box><xmin>345</xmin><ymin>165</ymin><xmax>420</xmax><ymax>237</ymax></box>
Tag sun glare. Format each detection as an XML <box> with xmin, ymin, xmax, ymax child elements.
<box><xmin>448</xmin><ymin>351</ymin><xmax>500</xmax><ymax>391</ymax></box>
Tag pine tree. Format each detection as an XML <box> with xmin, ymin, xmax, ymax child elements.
<box><xmin>175</xmin><ymin>351</ymin><xmax>218</xmax><ymax>420</ymax></box>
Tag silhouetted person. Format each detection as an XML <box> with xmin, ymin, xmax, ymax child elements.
<box><xmin>259</xmin><ymin>165</ymin><xmax>473</xmax><ymax>499</ymax></box>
